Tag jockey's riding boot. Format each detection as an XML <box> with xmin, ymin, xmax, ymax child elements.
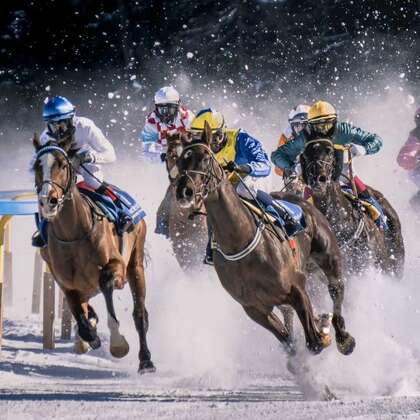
<box><xmin>359</xmin><ymin>191</ymin><xmax>388</xmax><ymax>230</ymax></box>
<box><xmin>203</xmin><ymin>227</ymin><xmax>214</xmax><ymax>266</ymax></box>
<box><xmin>204</xmin><ymin>241</ymin><xmax>214</xmax><ymax>266</ymax></box>
<box><xmin>31</xmin><ymin>231</ymin><xmax>46</xmax><ymax>248</ymax></box>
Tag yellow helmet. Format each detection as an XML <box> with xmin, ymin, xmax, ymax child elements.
<box><xmin>190</xmin><ymin>108</ymin><xmax>227</xmax><ymax>152</ymax></box>
<box><xmin>308</xmin><ymin>101</ymin><xmax>337</xmax><ymax>122</ymax></box>
<box><xmin>190</xmin><ymin>108</ymin><xmax>225</xmax><ymax>133</ymax></box>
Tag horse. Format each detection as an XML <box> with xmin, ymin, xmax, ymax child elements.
<box><xmin>156</xmin><ymin>132</ymin><xmax>208</xmax><ymax>271</ymax></box>
<box><xmin>300</xmin><ymin>139</ymin><xmax>405</xmax><ymax>277</ymax></box>
<box><xmin>31</xmin><ymin>135</ymin><xmax>155</xmax><ymax>373</ymax></box>
<box><xmin>174</xmin><ymin>123</ymin><xmax>355</xmax><ymax>364</ymax></box>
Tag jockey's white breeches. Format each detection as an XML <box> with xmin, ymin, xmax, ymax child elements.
<box><xmin>77</xmin><ymin>164</ymin><xmax>104</xmax><ymax>190</ymax></box>
<box><xmin>236</xmin><ymin>175</ymin><xmax>271</xmax><ymax>200</ymax></box>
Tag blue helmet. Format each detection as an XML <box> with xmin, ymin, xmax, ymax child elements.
<box><xmin>42</xmin><ymin>96</ymin><xmax>75</xmax><ymax>122</ymax></box>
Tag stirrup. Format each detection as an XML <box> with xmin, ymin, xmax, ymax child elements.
<box><xmin>203</xmin><ymin>252</ymin><xmax>214</xmax><ymax>266</ymax></box>
<box><xmin>31</xmin><ymin>231</ymin><xmax>46</xmax><ymax>248</ymax></box>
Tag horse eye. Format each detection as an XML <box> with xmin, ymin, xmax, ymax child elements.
<box><xmin>184</xmin><ymin>150</ymin><xmax>192</xmax><ymax>159</ymax></box>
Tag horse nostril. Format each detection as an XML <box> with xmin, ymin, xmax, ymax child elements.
<box><xmin>318</xmin><ymin>175</ymin><xmax>327</xmax><ymax>183</ymax></box>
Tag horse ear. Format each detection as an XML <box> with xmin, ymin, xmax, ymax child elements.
<box><xmin>33</xmin><ymin>133</ymin><xmax>41</xmax><ymax>150</ymax></box>
<box><xmin>203</xmin><ymin>121</ymin><xmax>212</xmax><ymax>145</ymax></box>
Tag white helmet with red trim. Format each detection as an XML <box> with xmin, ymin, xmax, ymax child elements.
<box><xmin>288</xmin><ymin>104</ymin><xmax>310</xmax><ymax>136</ymax></box>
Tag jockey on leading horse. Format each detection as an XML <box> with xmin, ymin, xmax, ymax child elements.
<box><xmin>188</xmin><ymin>108</ymin><xmax>294</xmax><ymax>265</ymax></box>
<box><xmin>32</xmin><ymin>95</ymin><xmax>126</xmax><ymax>247</ymax></box>
<box><xmin>140</xmin><ymin>86</ymin><xmax>195</xmax><ymax>236</ymax></box>
<box><xmin>271</xmin><ymin>100</ymin><xmax>388</xmax><ymax>229</ymax></box>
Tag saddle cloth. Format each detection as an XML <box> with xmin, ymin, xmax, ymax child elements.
<box><xmin>78</xmin><ymin>182</ymin><xmax>146</xmax><ymax>235</ymax></box>
<box><xmin>340</xmin><ymin>186</ymin><xmax>381</xmax><ymax>221</ymax></box>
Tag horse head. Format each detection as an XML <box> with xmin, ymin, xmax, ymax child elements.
<box><xmin>32</xmin><ymin>134</ymin><xmax>74</xmax><ymax>219</ymax></box>
<box><xmin>300</xmin><ymin>139</ymin><xmax>342</xmax><ymax>194</ymax></box>
<box><xmin>175</xmin><ymin>122</ymin><xmax>224</xmax><ymax>211</ymax></box>
<box><xmin>165</xmin><ymin>132</ymin><xmax>192</xmax><ymax>181</ymax></box>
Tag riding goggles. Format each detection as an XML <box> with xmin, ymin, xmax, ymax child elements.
<box><xmin>156</xmin><ymin>103</ymin><xmax>179</xmax><ymax>122</ymax></box>
<box><xmin>308</xmin><ymin>118</ymin><xmax>336</xmax><ymax>136</ymax></box>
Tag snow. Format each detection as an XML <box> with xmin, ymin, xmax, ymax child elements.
<box><xmin>1</xmin><ymin>83</ymin><xmax>420</xmax><ymax>418</ymax></box>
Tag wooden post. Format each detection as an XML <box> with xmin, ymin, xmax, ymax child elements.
<box><xmin>4</xmin><ymin>222</ymin><xmax>12</xmax><ymax>306</ymax></box>
<box><xmin>42</xmin><ymin>268</ymin><xmax>55</xmax><ymax>350</ymax></box>
<box><xmin>60</xmin><ymin>292</ymin><xmax>72</xmax><ymax>340</ymax></box>
<box><xmin>0</xmin><ymin>216</ymin><xmax>12</xmax><ymax>351</ymax></box>
<box><xmin>32</xmin><ymin>250</ymin><xmax>43</xmax><ymax>314</ymax></box>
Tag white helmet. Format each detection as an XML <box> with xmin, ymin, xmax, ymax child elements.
<box><xmin>288</xmin><ymin>104</ymin><xmax>310</xmax><ymax>124</ymax></box>
<box><xmin>154</xmin><ymin>86</ymin><xmax>180</xmax><ymax>105</ymax></box>
<box><xmin>288</xmin><ymin>104</ymin><xmax>310</xmax><ymax>136</ymax></box>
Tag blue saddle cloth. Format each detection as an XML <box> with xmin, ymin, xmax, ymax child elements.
<box><xmin>255</xmin><ymin>190</ymin><xmax>306</xmax><ymax>237</ymax></box>
<box><xmin>79</xmin><ymin>185</ymin><xmax>146</xmax><ymax>235</ymax></box>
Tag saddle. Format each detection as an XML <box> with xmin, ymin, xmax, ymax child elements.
<box><xmin>240</xmin><ymin>191</ymin><xmax>306</xmax><ymax>237</ymax></box>
<box><xmin>340</xmin><ymin>186</ymin><xmax>381</xmax><ymax>222</ymax></box>
<box><xmin>78</xmin><ymin>182</ymin><xmax>146</xmax><ymax>235</ymax></box>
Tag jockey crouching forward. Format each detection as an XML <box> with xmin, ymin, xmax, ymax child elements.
<box><xmin>140</xmin><ymin>86</ymin><xmax>195</xmax><ymax>236</ymax></box>
<box><xmin>32</xmin><ymin>96</ymin><xmax>128</xmax><ymax>247</ymax></box>
<box><xmin>271</xmin><ymin>100</ymin><xmax>388</xmax><ymax>229</ymax></box>
<box><xmin>190</xmin><ymin>109</ymin><xmax>298</xmax><ymax>265</ymax></box>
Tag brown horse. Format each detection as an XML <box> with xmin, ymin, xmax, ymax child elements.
<box><xmin>300</xmin><ymin>139</ymin><xmax>405</xmax><ymax>277</ymax></box>
<box><xmin>175</xmin><ymin>124</ymin><xmax>355</xmax><ymax>361</ymax></box>
<box><xmin>32</xmin><ymin>135</ymin><xmax>155</xmax><ymax>373</ymax></box>
<box><xmin>156</xmin><ymin>133</ymin><xmax>208</xmax><ymax>270</ymax></box>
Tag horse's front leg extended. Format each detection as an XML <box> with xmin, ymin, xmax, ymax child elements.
<box><xmin>99</xmin><ymin>258</ymin><xmax>129</xmax><ymax>358</ymax></box>
<box><xmin>127</xmin><ymin>238</ymin><xmax>155</xmax><ymax>374</ymax></box>
<box><xmin>313</xmin><ymin>252</ymin><xmax>356</xmax><ymax>355</ymax></box>
<box><xmin>65</xmin><ymin>290</ymin><xmax>101</xmax><ymax>349</ymax></box>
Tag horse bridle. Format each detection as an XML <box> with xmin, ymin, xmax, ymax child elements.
<box><xmin>178</xmin><ymin>142</ymin><xmax>225</xmax><ymax>213</ymax></box>
<box><xmin>302</xmin><ymin>139</ymin><xmax>336</xmax><ymax>184</ymax></box>
<box><xmin>34</xmin><ymin>144</ymin><xmax>75</xmax><ymax>210</ymax></box>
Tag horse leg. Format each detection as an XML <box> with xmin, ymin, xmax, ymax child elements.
<box><xmin>312</xmin><ymin>253</ymin><xmax>356</xmax><ymax>356</ymax></box>
<box><xmin>127</xmin><ymin>227</ymin><xmax>155</xmax><ymax>374</ymax></box>
<box><xmin>65</xmin><ymin>290</ymin><xmax>101</xmax><ymax>350</ymax></box>
<box><xmin>243</xmin><ymin>305</ymin><xmax>296</xmax><ymax>355</ymax></box>
<box><xmin>289</xmin><ymin>273</ymin><xmax>332</xmax><ymax>355</ymax></box>
<box><xmin>99</xmin><ymin>258</ymin><xmax>130</xmax><ymax>358</ymax></box>
<box><xmin>279</xmin><ymin>305</ymin><xmax>294</xmax><ymax>342</ymax></box>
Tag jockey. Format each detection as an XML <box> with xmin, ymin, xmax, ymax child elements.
<box><xmin>189</xmin><ymin>108</ymin><xmax>273</xmax><ymax>264</ymax></box>
<box><xmin>140</xmin><ymin>86</ymin><xmax>194</xmax><ymax>162</ymax></box>
<box><xmin>271</xmin><ymin>100</ymin><xmax>388</xmax><ymax>229</ymax></box>
<box><xmin>397</xmin><ymin>106</ymin><xmax>420</xmax><ymax>208</ymax></box>
<box><xmin>274</xmin><ymin>104</ymin><xmax>310</xmax><ymax>176</ymax></box>
<box><xmin>143</xmin><ymin>87</ymin><xmax>195</xmax><ymax>236</ymax></box>
<box><xmin>32</xmin><ymin>96</ymin><xmax>118</xmax><ymax>247</ymax></box>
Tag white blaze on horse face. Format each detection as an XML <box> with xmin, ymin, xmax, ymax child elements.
<box><xmin>39</xmin><ymin>153</ymin><xmax>57</xmax><ymax>218</ymax></box>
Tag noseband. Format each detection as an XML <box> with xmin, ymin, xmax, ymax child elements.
<box><xmin>35</xmin><ymin>144</ymin><xmax>75</xmax><ymax>209</ymax></box>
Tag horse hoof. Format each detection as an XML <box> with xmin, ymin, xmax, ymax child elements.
<box><xmin>138</xmin><ymin>360</ymin><xmax>156</xmax><ymax>375</ymax></box>
<box><xmin>89</xmin><ymin>336</ymin><xmax>101</xmax><ymax>350</ymax></box>
<box><xmin>74</xmin><ymin>339</ymin><xmax>89</xmax><ymax>354</ymax></box>
<box><xmin>320</xmin><ymin>333</ymin><xmax>332</xmax><ymax>349</ymax></box>
<box><xmin>110</xmin><ymin>336</ymin><xmax>130</xmax><ymax>358</ymax></box>
<box><xmin>337</xmin><ymin>334</ymin><xmax>356</xmax><ymax>355</ymax></box>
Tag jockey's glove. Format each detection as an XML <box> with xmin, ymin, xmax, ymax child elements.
<box><xmin>72</xmin><ymin>151</ymin><xmax>95</xmax><ymax>168</ymax></box>
<box><xmin>283</xmin><ymin>168</ymin><xmax>297</xmax><ymax>179</ymax></box>
<box><xmin>225</xmin><ymin>161</ymin><xmax>251</xmax><ymax>175</ymax></box>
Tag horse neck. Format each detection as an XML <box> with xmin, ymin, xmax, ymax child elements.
<box><xmin>50</xmin><ymin>186</ymin><xmax>93</xmax><ymax>241</ymax></box>
<box><xmin>312</xmin><ymin>182</ymin><xmax>355</xmax><ymax>227</ymax></box>
<box><xmin>205</xmin><ymin>179</ymin><xmax>256</xmax><ymax>253</ymax></box>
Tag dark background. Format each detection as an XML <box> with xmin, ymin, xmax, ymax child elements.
<box><xmin>0</xmin><ymin>0</ymin><xmax>419</xmax><ymax>148</ymax></box>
